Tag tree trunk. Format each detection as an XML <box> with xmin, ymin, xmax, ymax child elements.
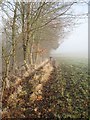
<box><xmin>21</xmin><ymin>2</ymin><xmax>26</xmax><ymax>62</ymax></box>
<box><xmin>25</xmin><ymin>3</ymin><xmax>30</xmax><ymax>64</ymax></box>
<box><xmin>11</xmin><ymin>3</ymin><xmax>17</xmax><ymax>70</ymax></box>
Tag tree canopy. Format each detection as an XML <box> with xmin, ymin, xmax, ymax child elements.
<box><xmin>1</xmin><ymin>0</ymin><xmax>87</xmax><ymax>77</ymax></box>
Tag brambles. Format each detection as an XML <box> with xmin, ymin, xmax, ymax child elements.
<box><xmin>2</xmin><ymin>60</ymin><xmax>55</xmax><ymax>118</ymax></box>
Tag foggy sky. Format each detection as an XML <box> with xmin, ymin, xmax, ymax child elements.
<box><xmin>51</xmin><ymin>3</ymin><xmax>88</xmax><ymax>58</ymax></box>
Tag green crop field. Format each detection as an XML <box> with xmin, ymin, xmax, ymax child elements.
<box><xmin>48</xmin><ymin>56</ymin><xmax>89</xmax><ymax>118</ymax></box>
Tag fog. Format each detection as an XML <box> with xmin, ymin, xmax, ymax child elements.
<box><xmin>51</xmin><ymin>3</ymin><xmax>88</xmax><ymax>59</ymax></box>
<box><xmin>51</xmin><ymin>21</ymin><xmax>88</xmax><ymax>58</ymax></box>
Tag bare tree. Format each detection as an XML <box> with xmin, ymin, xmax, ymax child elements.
<box><xmin>1</xmin><ymin>1</ymin><xmax>87</xmax><ymax>76</ymax></box>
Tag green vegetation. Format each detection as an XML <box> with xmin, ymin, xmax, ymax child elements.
<box><xmin>1</xmin><ymin>1</ymin><xmax>88</xmax><ymax>118</ymax></box>
<box><xmin>49</xmin><ymin>57</ymin><xmax>88</xmax><ymax>118</ymax></box>
<box><xmin>1</xmin><ymin>56</ymin><xmax>88</xmax><ymax>119</ymax></box>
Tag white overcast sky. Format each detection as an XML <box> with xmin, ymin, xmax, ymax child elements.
<box><xmin>52</xmin><ymin>2</ymin><xmax>88</xmax><ymax>58</ymax></box>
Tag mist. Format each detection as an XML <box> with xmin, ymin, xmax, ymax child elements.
<box><xmin>51</xmin><ymin>21</ymin><xmax>88</xmax><ymax>59</ymax></box>
<box><xmin>51</xmin><ymin>3</ymin><xmax>88</xmax><ymax>59</ymax></box>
